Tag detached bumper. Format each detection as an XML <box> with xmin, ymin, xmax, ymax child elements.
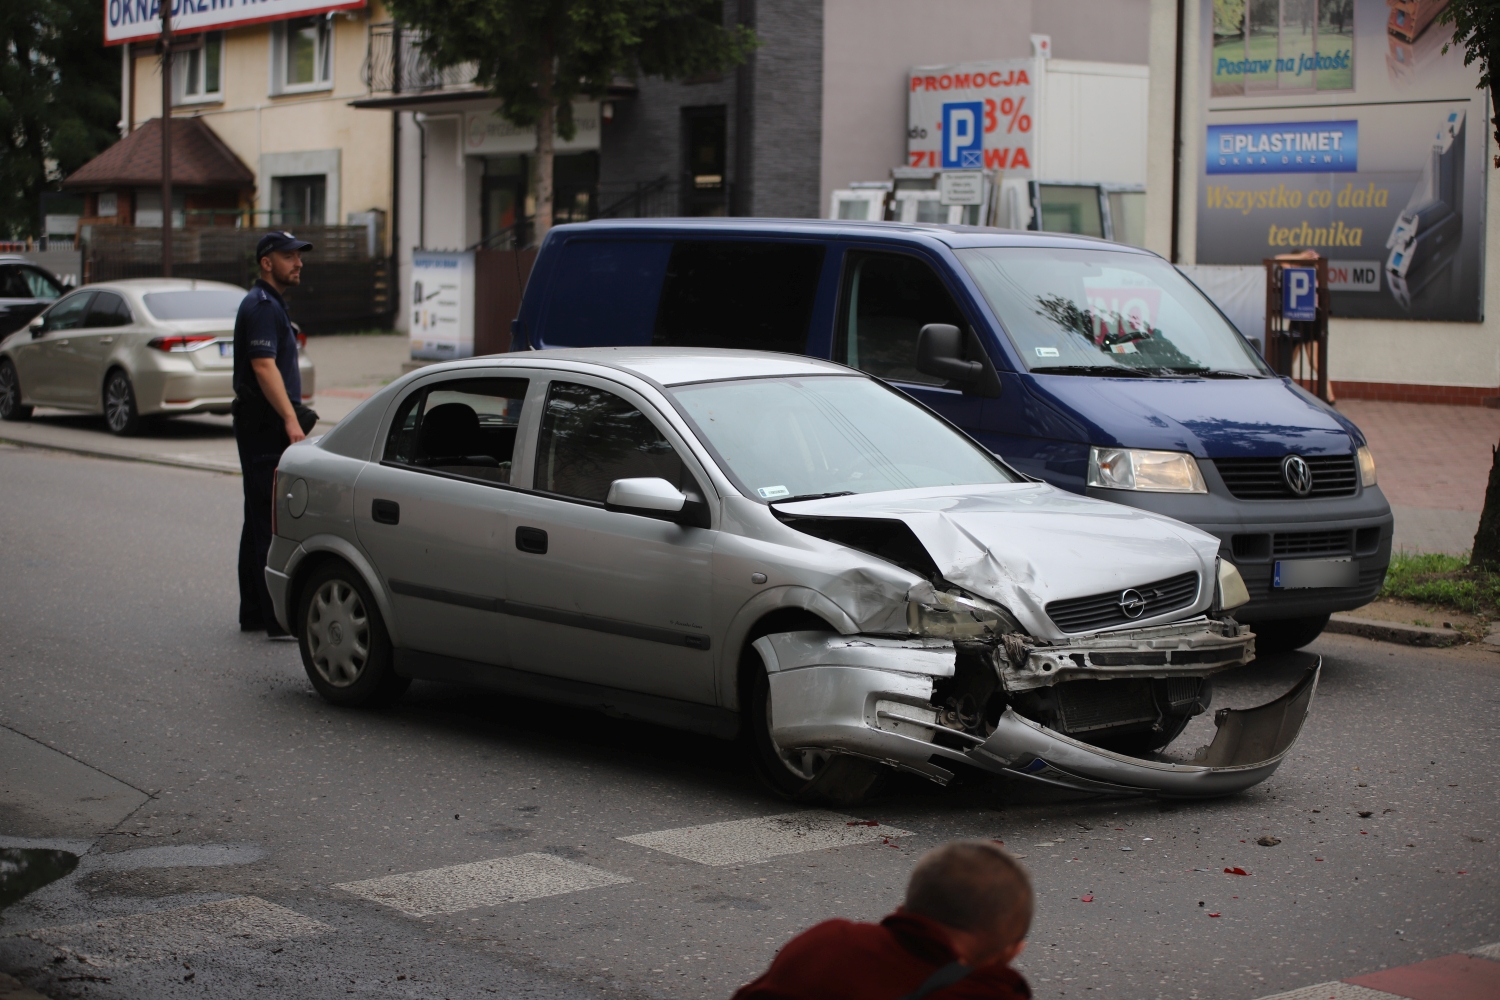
<box><xmin>756</xmin><ymin>631</ymin><xmax>1318</xmax><ymax>797</ymax></box>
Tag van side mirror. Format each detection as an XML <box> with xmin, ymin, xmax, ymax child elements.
<box><xmin>916</xmin><ymin>324</ymin><xmax>1003</xmax><ymax>398</ymax></box>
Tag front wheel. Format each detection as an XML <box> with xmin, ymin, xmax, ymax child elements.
<box><xmin>297</xmin><ymin>563</ymin><xmax>409</xmax><ymax>707</ymax></box>
<box><xmin>0</xmin><ymin>360</ymin><xmax>32</xmax><ymax>421</ymax></box>
<box><xmin>1247</xmin><ymin>614</ymin><xmax>1330</xmax><ymax>655</ymax></box>
<box><xmin>746</xmin><ymin>656</ymin><xmax>884</xmax><ymax>806</ymax></box>
<box><xmin>103</xmin><ymin>370</ymin><xmax>141</xmax><ymax>435</ymax></box>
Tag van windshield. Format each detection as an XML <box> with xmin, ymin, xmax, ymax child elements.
<box><xmin>955</xmin><ymin>247</ymin><xmax>1271</xmax><ymax>377</ymax></box>
<box><xmin>669</xmin><ymin>375</ymin><xmax>1017</xmax><ymax>502</ymax></box>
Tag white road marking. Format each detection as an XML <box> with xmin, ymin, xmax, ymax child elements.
<box><xmin>335</xmin><ymin>852</ymin><xmax>632</xmax><ymax>917</ymax></box>
<box><xmin>1250</xmin><ymin>984</ymin><xmax>1402</xmax><ymax>1000</ymax></box>
<box><xmin>25</xmin><ymin>896</ymin><xmax>328</xmax><ymax>969</ymax></box>
<box><xmin>617</xmin><ymin>810</ymin><xmax>913</xmax><ymax>866</ymax></box>
<box><xmin>1470</xmin><ymin>941</ymin><xmax>1500</xmax><ymax>960</ymax></box>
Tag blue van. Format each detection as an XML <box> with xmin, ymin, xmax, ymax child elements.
<box><xmin>511</xmin><ymin>219</ymin><xmax>1392</xmax><ymax>653</ymax></box>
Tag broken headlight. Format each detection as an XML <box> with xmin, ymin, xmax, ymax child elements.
<box><xmin>1216</xmin><ymin>558</ymin><xmax>1250</xmax><ymax>611</ymax></box>
<box><xmin>907</xmin><ymin>586</ymin><xmax>1022</xmax><ymax>639</ymax></box>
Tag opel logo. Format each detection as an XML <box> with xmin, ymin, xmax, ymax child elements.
<box><xmin>1282</xmin><ymin>454</ymin><xmax>1314</xmax><ymax>497</ymax></box>
<box><xmin>1118</xmin><ymin>589</ymin><xmax>1148</xmax><ymax>618</ymax></box>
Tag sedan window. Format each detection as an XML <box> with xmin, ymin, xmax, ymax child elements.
<box><xmin>383</xmin><ymin>377</ymin><xmax>528</xmax><ymax>485</ymax></box>
<box><xmin>535</xmin><ymin>381</ymin><xmax>690</xmax><ymax>503</ymax></box>
<box><xmin>41</xmin><ymin>292</ymin><xmax>94</xmax><ymax>332</ymax></box>
<box><xmin>85</xmin><ymin>292</ymin><xmax>133</xmax><ymax>328</ymax></box>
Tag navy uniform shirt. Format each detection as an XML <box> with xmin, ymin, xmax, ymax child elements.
<box><xmin>232</xmin><ymin>279</ymin><xmax>301</xmax><ymax>404</ymax></box>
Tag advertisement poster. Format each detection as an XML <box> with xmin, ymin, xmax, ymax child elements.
<box><xmin>410</xmin><ymin>251</ymin><xmax>473</xmax><ymax>361</ymax></box>
<box><xmin>908</xmin><ymin>60</ymin><xmax>1035</xmax><ymax>176</ymax></box>
<box><xmin>1197</xmin><ymin>0</ymin><xmax>1487</xmax><ymax>321</ymax></box>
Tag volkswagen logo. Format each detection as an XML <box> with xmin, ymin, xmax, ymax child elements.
<box><xmin>1282</xmin><ymin>454</ymin><xmax>1314</xmax><ymax>497</ymax></box>
<box><xmin>1118</xmin><ymin>589</ymin><xmax>1148</xmax><ymax>618</ymax></box>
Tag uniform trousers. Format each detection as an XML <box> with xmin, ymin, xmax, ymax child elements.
<box><xmin>234</xmin><ymin>400</ymin><xmax>288</xmax><ymax>630</ymax></box>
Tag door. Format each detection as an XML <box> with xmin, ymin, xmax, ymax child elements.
<box><xmin>834</xmin><ymin>250</ymin><xmax>990</xmax><ymax>436</ymax></box>
<box><xmin>503</xmin><ymin>376</ymin><xmax>717</xmax><ymax>704</ymax></box>
<box><xmin>19</xmin><ymin>290</ymin><xmax>93</xmax><ymax>406</ymax></box>
<box><xmin>352</xmin><ymin>374</ymin><xmax>532</xmax><ymax>665</ymax></box>
<box><xmin>69</xmin><ymin>291</ymin><xmax>134</xmax><ymax>406</ymax></box>
<box><xmin>0</xmin><ymin>264</ymin><xmax>61</xmax><ymax>337</ymax></box>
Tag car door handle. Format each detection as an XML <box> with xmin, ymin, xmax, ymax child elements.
<box><xmin>371</xmin><ymin>499</ymin><xmax>400</xmax><ymax>525</ymax></box>
<box><xmin>54</xmin><ymin>339</ymin><xmax>68</xmax><ymax>346</ymax></box>
<box><xmin>99</xmin><ymin>337</ymin><xmax>114</xmax><ymax>344</ymax></box>
<box><xmin>515</xmin><ymin>526</ymin><xmax>548</xmax><ymax>554</ymax></box>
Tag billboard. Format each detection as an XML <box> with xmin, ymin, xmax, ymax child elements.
<box><xmin>410</xmin><ymin>251</ymin><xmax>474</xmax><ymax>361</ymax></box>
<box><xmin>908</xmin><ymin>60</ymin><xmax>1035</xmax><ymax>175</ymax></box>
<box><xmin>1196</xmin><ymin>0</ymin><xmax>1487</xmax><ymax>321</ymax></box>
<box><xmin>105</xmin><ymin>0</ymin><xmax>365</xmax><ymax>46</ymax></box>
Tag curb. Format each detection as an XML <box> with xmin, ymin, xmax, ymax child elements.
<box><xmin>0</xmin><ymin>972</ymin><xmax>53</xmax><ymax>1000</ymax></box>
<box><xmin>0</xmin><ymin>436</ymin><xmax>240</xmax><ymax>476</ymax></box>
<box><xmin>1326</xmin><ymin>614</ymin><xmax>1462</xmax><ymax>647</ymax></box>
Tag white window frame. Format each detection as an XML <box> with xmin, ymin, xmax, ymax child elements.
<box><xmin>172</xmin><ymin>32</ymin><xmax>224</xmax><ymax>105</ymax></box>
<box><xmin>270</xmin><ymin>15</ymin><xmax>333</xmax><ymax>96</ymax></box>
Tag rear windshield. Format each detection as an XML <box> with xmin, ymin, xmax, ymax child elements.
<box><xmin>956</xmin><ymin>247</ymin><xmax>1270</xmax><ymax>377</ymax></box>
<box><xmin>142</xmin><ymin>289</ymin><xmax>246</xmax><ymax>321</ymax></box>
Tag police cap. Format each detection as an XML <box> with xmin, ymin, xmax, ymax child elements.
<box><xmin>256</xmin><ymin>231</ymin><xmax>314</xmax><ymax>263</ymax></box>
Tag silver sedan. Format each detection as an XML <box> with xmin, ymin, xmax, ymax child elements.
<box><xmin>266</xmin><ymin>348</ymin><xmax>1316</xmax><ymax>804</ymax></box>
<box><xmin>0</xmin><ymin>278</ymin><xmax>315</xmax><ymax>435</ymax></box>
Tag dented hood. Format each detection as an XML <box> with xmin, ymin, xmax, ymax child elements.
<box><xmin>776</xmin><ymin>482</ymin><xmax>1221</xmax><ymax>639</ymax></box>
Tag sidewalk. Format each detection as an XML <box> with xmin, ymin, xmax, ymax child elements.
<box><xmin>1254</xmin><ymin>940</ymin><xmax>1500</xmax><ymax>1000</ymax></box>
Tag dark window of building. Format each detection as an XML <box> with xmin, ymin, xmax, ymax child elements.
<box><xmin>653</xmin><ymin>241</ymin><xmax>825</xmax><ymax>353</ymax></box>
<box><xmin>538</xmin><ymin>240</ymin><xmax>673</xmax><ymax>347</ymax></box>
<box><xmin>275</xmin><ymin>175</ymin><xmax>326</xmax><ymax>226</ymax></box>
<box><xmin>835</xmin><ymin>251</ymin><xmax>967</xmax><ymax>385</ymax></box>
<box><xmin>534</xmin><ymin>381</ymin><xmax>688</xmax><ymax>503</ymax></box>
<box><xmin>481</xmin><ymin>152</ymin><xmax>598</xmax><ymax>249</ymax></box>
<box><xmin>682</xmin><ymin>106</ymin><xmax>727</xmax><ymax>216</ymax></box>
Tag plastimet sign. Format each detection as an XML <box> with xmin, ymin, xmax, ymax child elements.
<box><xmin>105</xmin><ymin>0</ymin><xmax>366</xmax><ymax>45</ymax></box>
<box><xmin>908</xmin><ymin>60</ymin><xmax>1035</xmax><ymax>176</ymax></box>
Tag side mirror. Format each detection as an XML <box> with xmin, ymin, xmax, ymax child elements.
<box><xmin>915</xmin><ymin>324</ymin><xmax>1003</xmax><ymax>397</ymax></box>
<box><xmin>29</xmin><ymin>317</ymin><xmax>46</xmax><ymax>339</ymax></box>
<box><xmin>606</xmin><ymin>477</ymin><xmax>711</xmax><ymax>527</ymax></box>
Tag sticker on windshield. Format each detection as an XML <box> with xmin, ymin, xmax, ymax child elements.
<box><xmin>757</xmin><ymin>485</ymin><xmax>791</xmax><ymax>499</ymax></box>
<box><xmin>1035</xmin><ymin>347</ymin><xmax>1060</xmax><ymax>357</ymax></box>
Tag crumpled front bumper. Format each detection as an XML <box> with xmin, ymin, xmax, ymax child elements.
<box><xmin>754</xmin><ymin>631</ymin><xmax>1318</xmax><ymax>797</ymax></box>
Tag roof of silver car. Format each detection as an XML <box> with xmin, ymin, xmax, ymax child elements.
<box><xmin>485</xmin><ymin>347</ymin><xmax>852</xmax><ymax>387</ymax></box>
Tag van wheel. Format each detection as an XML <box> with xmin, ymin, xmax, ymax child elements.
<box><xmin>746</xmin><ymin>656</ymin><xmax>884</xmax><ymax>806</ymax></box>
<box><xmin>297</xmin><ymin>562</ymin><xmax>409</xmax><ymax>707</ymax></box>
<box><xmin>0</xmin><ymin>360</ymin><xmax>31</xmax><ymax>421</ymax></box>
<box><xmin>1247</xmin><ymin>614</ymin><xmax>1330</xmax><ymax>655</ymax></box>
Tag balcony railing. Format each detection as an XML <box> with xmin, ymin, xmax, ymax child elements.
<box><xmin>362</xmin><ymin>23</ymin><xmax>479</xmax><ymax>94</ymax></box>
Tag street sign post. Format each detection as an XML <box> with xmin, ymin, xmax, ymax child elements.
<box><xmin>1264</xmin><ymin>253</ymin><xmax>1330</xmax><ymax>402</ymax></box>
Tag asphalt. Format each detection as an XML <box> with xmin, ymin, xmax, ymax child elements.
<box><xmin>1</xmin><ymin>444</ymin><xmax>1497</xmax><ymax>1000</ymax></box>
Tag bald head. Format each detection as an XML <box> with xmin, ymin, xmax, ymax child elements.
<box><xmin>904</xmin><ymin>840</ymin><xmax>1034</xmax><ymax>948</ymax></box>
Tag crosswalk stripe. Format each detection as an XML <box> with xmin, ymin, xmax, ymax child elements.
<box><xmin>1249</xmin><ymin>984</ymin><xmax>1402</xmax><ymax>1000</ymax></box>
<box><xmin>24</xmin><ymin>896</ymin><xmax>328</xmax><ymax>969</ymax></box>
<box><xmin>335</xmin><ymin>852</ymin><xmax>632</xmax><ymax>917</ymax></box>
<box><xmin>1470</xmin><ymin>941</ymin><xmax>1500</xmax><ymax>961</ymax></box>
<box><xmin>617</xmin><ymin>810</ymin><xmax>913</xmax><ymax>866</ymax></box>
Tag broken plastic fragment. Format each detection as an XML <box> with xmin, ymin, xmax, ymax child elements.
<box><xmin>1207</xmin><ymin>912</ymin><xmax>1221</xmax><ymax>918</ymax></box>
<box><xmin>1080</xmin><ymin>895</ymin><xmax>1094</xmax><ymax>902</ymax></box>
<box><xmin>1224</xmin><ymin>867</ymin><xmax>1249</xmax><ymax>876</ymax></box>
<box><xmin>1256</xmin><ymin>836</ymin><xmax>1281</xmax><ymax>847</ymax></box>
<box><xmin>1358</xmin><ymin>811</ymin><xmax>1373</xmax><ymax>818</ymax></box>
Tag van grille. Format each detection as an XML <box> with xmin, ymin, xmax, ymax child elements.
<box><xmin>1213</xmin><ymin>455</ymin><xmax>1359</xmax><ymax>499</ymax></box>
<box><xmin>1273</xmin><ymin>530</ymin><xmax>1353</xmax><ymax>558</ymax></box>
<box><xmin>1045</xmin><ymin>571</ymin><xmax>1200</xmax><ymax>633</ymax></box>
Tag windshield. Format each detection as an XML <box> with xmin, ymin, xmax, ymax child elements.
<box><xmin>956</xmin><ymin>247</ymin><xmax>1270</xmax><ymax>377</ymax></box>
<box><xmin>669</xmin><ymin>375</ymin><xmax>1017</xmax><ymax>501</ymax></box>
<box><xmin>142</xmin><ymin>289</ymin><xmax>246</xmax><ymax>321</ymax></box>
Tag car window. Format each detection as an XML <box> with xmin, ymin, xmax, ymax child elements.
<box><xmin>85</xmin><ymin>292</ymin><xmax>133</xmax><ymax>328</ymax></box>
<box><xmin>142</xmin><ymin>289</ymin><xmax>246</xmax><ymax>320</ymax></box>
<box><xmin>537</xmin><ymin>240</ymin><xmax>673</xmax><ymax>347</ymax></box>
<box><xmin>534</xmin><ymin>380</ymin><xmax>691</xmax><ymax>503</ymax></box>
<box><xmin>43</xmin><ymin>292</ymin><xmax>94</xmax><ymax>332</ymax></box>
<box><xmin>19</xmin><ymin>267</ymin><xmax>62</xmax><ymax>300</ymax></box>
<box><xmin>383</xmin><ymin>377</ymin><xmax>529</xmax><ymax>485</ymax></box>
<box><xmin>0</xmin><ymin>266</ymin><xmax>32</xmax><ymax>299</ymax></box>
<box><xmin>652</xmin><ymin>241</ymin><xmax>825</xmax><ymax>353</ymax></box>
<box><xmin>835</xmin><ymin>252</ymin><xmax>967</xmax><ymax>386</ymax></box>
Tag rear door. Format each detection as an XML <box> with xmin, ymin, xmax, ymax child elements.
<box><xmin>70</xmin><ymin>291</ymin><xmax>135</xmax><ymax>404</ymax></box>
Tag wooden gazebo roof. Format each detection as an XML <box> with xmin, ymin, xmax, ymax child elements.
<box><xmin>63</xmin><ymin>117</ymin><xmax>254</xmax><ymax>189</ymax></box>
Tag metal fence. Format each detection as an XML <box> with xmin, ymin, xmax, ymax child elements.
<box><xmin>597</xmin><ymin>177</ymin><xmax>682</xmax><ymax>219</ymax></box>
<box><xmin>82</xmin><ymin>226</ymin><xmax>393</xmax><ymax>333</ymax></box>
<box><xmin>362</xmin><ymin>23</ymin><xmax>478</xmax><ymax>94</ymax></box>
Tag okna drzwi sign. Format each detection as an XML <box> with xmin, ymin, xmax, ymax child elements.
<box><xmin>105</xmin><ymin>0</ymin><xmax>366</xmax><ymax>44</ymax></box>
<box><xmin>908</xmin><ymin>60</ymin><xmax>1035</xmax><ymax>175</ymax></box>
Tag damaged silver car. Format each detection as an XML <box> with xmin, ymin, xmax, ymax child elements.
<box><xmin>266</xmin><ymin>349</ymin><xmax>1318</xmax><ymax>804</ymax></box>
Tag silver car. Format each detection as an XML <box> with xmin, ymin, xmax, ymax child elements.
<box><xmin>266</xmin><ymin>348</ymin><xmax>1317</xmax><ymax>804</ymax></box>
<box><xmin>0</xmin><ymin>278</ymin><xmax>315</xmax><ymax>435</ymax></box>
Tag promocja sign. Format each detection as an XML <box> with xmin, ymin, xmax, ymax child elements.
<box><xmin>105</xmin><ymin>0</ymin><xmax>366</xmax><ymax>45</ymax></box>
<box><xmin>908</xmin><ymin>60</ymin><xmax>1035</xmax><ymax>176</ymax></box>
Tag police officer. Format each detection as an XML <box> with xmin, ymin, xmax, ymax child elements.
<box><xmin>234</xmin><ymin>231</ymin><xmax>313</xmax><ymax>636</ymax></box>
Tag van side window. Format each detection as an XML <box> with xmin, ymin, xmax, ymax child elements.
<box><xmin>534</xmin><ymin>381</ymin><xmax>689</xmax><ymax>503</ymax></box>
<box><xmin>653</xmin><ymin>241</ymin><xmax>824</xmax><ymax>354</ymax></box>
<box><xmin>383</xmin><ymin>377</ymin><xmax>529</xmax><ymax>485</ymax></box>
<box><xmin>539</xmin><ymin>240</ymin><xmax>672</xmax><ymax>347</ymax></box>
<box><xmin>836</xmin><ymin>252</ymin><xmax>967</xmax><ymax>385</ymax></box>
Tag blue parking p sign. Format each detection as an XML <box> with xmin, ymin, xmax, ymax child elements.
<box><xmin>1282</xmin><ymin>266</ymin><xmax>1318</xmax><ymax>321</ymax></box>
<box><xmin>941</xmin><ymin>102</ymin><xmax>984</xmax><ymax>168</ymax></box>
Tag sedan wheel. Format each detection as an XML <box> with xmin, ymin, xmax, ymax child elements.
<box><xmin>0</xmin><ymin>360</ymin><xmax>32</xmax><ymax>421</ymax></box>
<box><xmin>103</xmin><ymin>370</ymin><xmax>141</xmax><ymax>435</ymax></box>
<box><xmin>297</xmin><ymin>562</ymin><xmax>409</xmax><ymax>707</ymax></box>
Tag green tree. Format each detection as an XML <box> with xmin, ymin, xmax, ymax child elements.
<box><xmin>0</xmin><ymin>0</ymin><xmax>120</xmax><ymax>239</ymax></box>
<box><xmin>384</xmin><ymin>0</ymin><xmax>755</xmax><ymax>241</ymax></box>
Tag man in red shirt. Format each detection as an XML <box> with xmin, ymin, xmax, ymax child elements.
<box><xmin>733</xmin><ymin>840</ymin><xmax>1032</xmax><ymax>1000</ymax></box>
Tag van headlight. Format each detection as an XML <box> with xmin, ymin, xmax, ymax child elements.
<box><xmin>1216</xmin><ymin>558</ymin><xmax>1250</xmax><ymax>611</ymax></box>
<box><xmin>1356</xmin><ymin>445</ymin><xmax>1377</xmax><ymax>487</ymax></box>
<box><xmin>908</xmin><ymin>587</ymin><xmax>1021</xmax><ymax>639</ymax></box>
<box><xmin>1088</xmin><ymin>447</ymin><xmax>1207</xmax><ymax>493</ymax></box>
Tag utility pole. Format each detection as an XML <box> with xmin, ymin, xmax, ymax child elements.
<box><xmin>160</xmin><ymin>0</ymin><xmax>173</xmax><ymax>277</ymax></box>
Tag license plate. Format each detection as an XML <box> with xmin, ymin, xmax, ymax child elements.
<box><xmin>1273</xmin><ymin>558</ymin><xmax>1358</xmax><ymax>589</ymax></box>
<box><xmin>218</xmin><ymin>342</ymin><xmax>233</xmax><ymax>357</ymax></box>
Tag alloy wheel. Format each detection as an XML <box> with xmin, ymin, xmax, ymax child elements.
<box><xmin>0</xmin><ymin>364</ymin><xmax>17</xmax><ymax>418</ymax></box>
<box><xmin>104</xmin><ymin>374</ymin><xmax>135</xmax><ymax>433</ymax></box>
<box><xmin>306</xmin><ymin>579</ymin><xmax>371</xmax><ymax>687</ymax></box>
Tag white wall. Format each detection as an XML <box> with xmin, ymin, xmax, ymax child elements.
<box><xmin>1035</xmin><ymin>60</ymin><xmax>1150</xmax><ymax>184</ymax></box>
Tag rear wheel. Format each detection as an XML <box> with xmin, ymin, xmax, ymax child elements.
<box><xmin>103</xmin><ymin>370</ymin><xmax>140</xmax><ymax>436</ymax></box>
<box><xmin>297</xmin><ymin>562</ymin><xmax>409</xmax><ymax>707</ymax></box>
<box><xmin>0</xmin><ymin>360</ymin><xmax>32</xmax><ymax>421</ymax></box>
<box><xmin>1247</xmin><ymin>614</ymin><xmax>1330</xmax><ymax>655</ymax></box>
<box><xmin>746</xmin><ymin>654</ymin><xmax>884</xmax><ymax>806</ymax></box>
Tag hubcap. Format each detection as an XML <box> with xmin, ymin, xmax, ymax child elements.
<box><xmin>306</xmin><ymin>580</ymin><xmax>370</xmax><ymax>687</ymax></box>
<box><xmin>105</xmin><ymin>376</ymin><xmax>132</xmax><ymax>432</ymax></box>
